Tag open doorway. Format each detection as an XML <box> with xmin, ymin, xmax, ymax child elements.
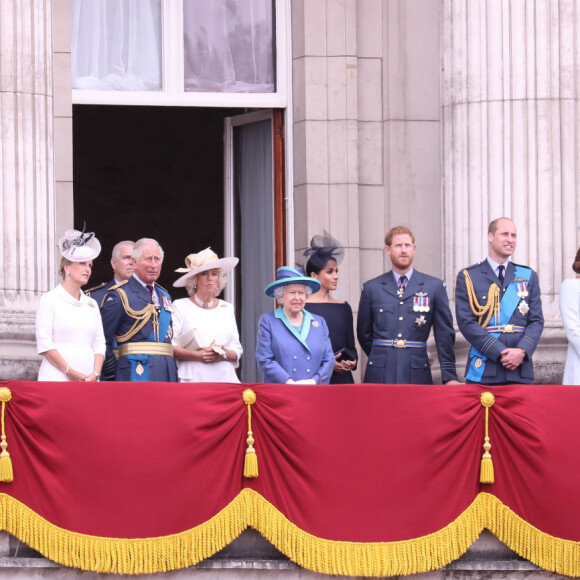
<box><xmin>73</xmin><ymin>105</ymin><xmax>240</xmax><ymax>296</ymax></box>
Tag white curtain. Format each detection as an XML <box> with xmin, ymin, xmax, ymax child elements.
<box><xmin>184</xmin><ymin>0</ymin><xmax>275</xmax><ymax>93</ymax></box>
<box><xmin>71</xmin><ymin>0</ymin><xmax>162</xmax><ymax>91</ymax></box>
<box><xmin>237</xmin><ymin>120</ymin><xmax>274</xmax><ymax>382</ymax></box>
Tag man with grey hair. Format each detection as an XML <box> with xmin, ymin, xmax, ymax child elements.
<box><xmin>86</xmin><ymin>240</ymin><xmax>135</xmax><ymax>380</ymax></box>
<box><xmin>100</xmin><ymin>238</ymin><xmax>177</xmax><ymax>382</ymax></box>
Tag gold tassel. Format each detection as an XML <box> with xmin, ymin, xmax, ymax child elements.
<box><xmin>479</xmin><ymin>392</ymin><xmax>495</xmax><ymax>484</ymax></box>
<box><xmin>0</xmin><ymin>387</ymin><xmax>13</xmax><ymax>483</ymax></box>
<box><xmin>242</xmin><ymin>389</ymin><xmax>258</xmax><ymax>478</ymax></box>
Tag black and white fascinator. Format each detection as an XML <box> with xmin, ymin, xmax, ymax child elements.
<box><xmin>58</xmin><ymin>224</ymin><xmax>101</xmax><ymax>262</ymax></box>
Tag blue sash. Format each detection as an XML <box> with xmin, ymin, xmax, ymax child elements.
<box><xmin>466</xmin><ymin>266</ymin><xmax>531</xmax><ymax>382</ymax></box>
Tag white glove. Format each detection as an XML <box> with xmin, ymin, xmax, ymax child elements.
<box><xmin>294</xmin><ymin>379</ymin><xmax>316</xmax><ymax>385</ymax></box>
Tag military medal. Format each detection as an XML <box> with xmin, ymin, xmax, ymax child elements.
<box><xmin>415</xmin><ymin>315</ymin><xmax>427</xmax><ymax>327</ymax></box>
<box><xmin>136</xmin><ymin>362</ymin><xmax>145</xmax><ymax>376</ymax></box>
<box><xmin>518</xmin><ymin>300</ymin><xmax>529</xmax><ymax>316</ymax></box>
<box><xmin>516</xmin><ymin>282</ymin><xmax>529</xmax><ymax>298</ymax></box>
<box><xmin>162</xmin><ymin>296</ymin><xmax>173</xmax><ymax>312</ymax></box>
<box><xmin>413</xmin><ymin>292</ymin><xmax>430</xmax><ymax>313</ymax></box>
<box><xmin>397</xmin><ymin>286</ymin><xmax>404</xmax><ymax>298</ymax></box>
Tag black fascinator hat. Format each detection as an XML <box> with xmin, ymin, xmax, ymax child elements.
<box><xmin>303</xmin><ymin>230</ymin><xmax>345</xmax><ymax>275</ymax></box>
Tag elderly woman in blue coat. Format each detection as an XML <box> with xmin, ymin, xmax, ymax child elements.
<box><xmin>256</xmin><ymin>266</ymin><xmax>335</xmax><ymax>384</ymax></box>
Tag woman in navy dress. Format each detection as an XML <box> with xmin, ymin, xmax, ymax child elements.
<box><xmin>304</xmin><ymin>231</ymin><xmax>358</xmax><ymax>384</ymax></box>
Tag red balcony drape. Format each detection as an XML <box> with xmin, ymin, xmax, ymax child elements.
<box><xmin>0</xmin><ymin>381</ymin><xmax>578</xmax><ymax>576</ymax></box>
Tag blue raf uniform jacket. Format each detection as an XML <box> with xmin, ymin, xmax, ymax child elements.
<box><xmin>356</xmin><ymin>271</ymin><xmax>458</xmax><ymax>384</ymax></box>
<box><xmin>256</xmin><ymin>307</ymin><xmax>335</xmax><ymax>384</ymax></box>
<box><xmin>87</xmin><ymin>279</ymin><xmax>118</xmax><ymax>381</ymax></box>
<box><xmin>86</xmin><ymin>279</ymin><xmax>116</xmax><ymax>308</ymax></box>
<box><xmin>455</xmin><ymin>260</ymin><xmax>544</xmax><ymax>384</ymax></box>
<box><xmin>100</xmin><ymin>276</ymin><xmax>178</xmax><ymax>382</ymax></box>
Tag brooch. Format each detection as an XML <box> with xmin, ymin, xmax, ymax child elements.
<box><xmin>311</xmin><ymin>320</ymin><xmax>320</xmax><ymax>328</ymax></box>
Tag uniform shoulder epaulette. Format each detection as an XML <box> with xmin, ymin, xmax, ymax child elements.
<box><xmin>110</xmin><ymin>280</ymin><xmax>129</xmax><ymax>291</ymax></box>
<box><xmin>464</xmin><ymin>262</ymin><xmax>481</xmax><ymax>271</ymax></box>
<box><xmin>85</xmin><ymin>282</ymin><xmax>107</xmax><ymax>296</ymax></box>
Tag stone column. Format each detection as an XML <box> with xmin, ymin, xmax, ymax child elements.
<box><xmin>441</xmin><ymin>0</ymin><xmax>579</xmax><ymax>382</ymax></box>
<box><xmin>0</xmin><ymin>0</ymin><xmax>55</xmax><ymax>379</ymax></box>
<box><xmin>291</xmin><ymin>0</ymin><xmax>361</xmax><ymax>304</ymax></box>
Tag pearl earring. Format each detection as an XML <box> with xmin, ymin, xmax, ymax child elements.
<box><xmin>66</xmin><ymin>271</ymin><xmax>70</xmax><ymax>276</ymax></box>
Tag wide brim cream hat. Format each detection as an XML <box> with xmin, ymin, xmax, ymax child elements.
<box><xmin>58</xmin><ymin>227</ymin><xmax>101</xmax><ymax>262</ymax></box>
<box><xmin>173</xmin><ymin>247</ymin><xmax>239</xmax><ymax>288</ymax></box>
<box><xmin>264</xmin><ymin>266</ymin><xmax>321</xmax><ymax>297</ymax></box>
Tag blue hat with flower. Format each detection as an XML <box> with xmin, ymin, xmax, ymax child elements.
<box><xmin>264</xmin><ymin>266</ymin><xmax>321</xmax><ymax>297</ymax></box>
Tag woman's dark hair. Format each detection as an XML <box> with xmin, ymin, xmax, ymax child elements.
<box><xmin>303</xmin><ymin>230</ymin><xmax>344</xmax><ymax>276</ymax></box>
<box><xmin>305</xmin><ymin>253</ymin><xmax>338</xmax><ymax>276</ymax></box>
<box><xmin>573</xmin><ymin>247</ymin><xmax>580</xmax><ymax>274</ymax></box>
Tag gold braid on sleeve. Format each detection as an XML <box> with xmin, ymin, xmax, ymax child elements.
<box><xmin>462</xmin><ymin>270</ymin><xmax>500</xmax><ymax>329</ymax></box>
<box><xmin>113</xmin><ymin>288</ymin><xmax>160</xmax><ymax>343</ymax></box>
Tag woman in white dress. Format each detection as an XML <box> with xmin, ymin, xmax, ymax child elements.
<box><xmin>172</xmin><ymin>248</ymin><xmax>242</xmax><ymax>383</ymax></box>
<box><xmin>559</xmin><ymin>248</ymin><xmax>580</xmax><ymax>385</ymax></box>
<box><xmin>36</xmin><ymin>227</ymin><xmax>105</xmax><ymax>381</ymax></box>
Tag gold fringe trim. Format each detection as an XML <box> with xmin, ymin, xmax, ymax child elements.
<box><xmin>0</xmin><ymin>492</ymin><xmax>248</xmax><ymax>575</ymax></box>
<box><xmin>0</xmin><ymin>491</ymin><xmax>579</xmax><ymax>576</ymax></box>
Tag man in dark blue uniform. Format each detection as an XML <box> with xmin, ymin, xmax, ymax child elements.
<box><xmin>100</xmin><ymin>238</ymin><xmax>177</xmax><ymax>382</ymax></box>
<box><xmin>86</xmin><ymin>241</ymin><xmax>135</xmax><ymax>381</ymax></box>
<box><xmin>357</xmin><ymin>226</ymin><xmax>459</xmax><ymax>384</ymax></box>
<box><xmin>455</xmin><ymin>217</ymin><xmax>544</xmax><ymax>385</ymax></box>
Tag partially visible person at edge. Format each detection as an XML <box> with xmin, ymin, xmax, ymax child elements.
<box><xmin>559</xmin><ymin>247</ymin><xmax>580</xmax><ymax>385</ymax></box>
<box><xmin>256</xmin><ymin>266</ymin><xmax>335</xmax><ymax>384</ymax></box>
<box><xmin>171</xmin><ymin>248</ymin><xmax>243</xmax><ymax>383</ymax></box>
<box><xmin>455</xmin><ymin>217</ymin><xmax>544</xmax><ymax>385</ymax></box>
<box><xmin>100</xmin><ymin>238</ymin><xmax>178</xmax><ymax>382</ymax></box>
<box><xmin>303</xmin><ymin>230</ymin><xmax>358</xmax><ymax>384</ymax></box>
<box><xmin>36</xmin><ymin>227</ymin><xmax>105</xmax><ymax>381</ymax></box>
<box><xmin>357</xmin><ymin>226</ymin><xmax>459</xmax><ymax>385</ymax></box>
<box><xmin>86</xmin><ymin>240</ymin><xmax>135</xmax><ymax>381</ymax></box>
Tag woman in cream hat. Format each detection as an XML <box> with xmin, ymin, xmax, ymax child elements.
<box><xmin>256</xmin><ymin>266</ymin><xmax>334</xmax><ymax>384</ymax></box>
<box><xmin>36</xmin><ymin>226</ymin><xmax>105</xmax><ymax>381</ymax></box>
<box><xmin>172</xmin><ymin>248</ymin><xmax>242</xmax><ymax>383</ymax></box>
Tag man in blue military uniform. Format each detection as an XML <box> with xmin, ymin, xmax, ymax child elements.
<box><xmin>455</xmin><ymin>217</ymin><xmax>544</xmax><ymax>385</ymax></box>
<box><xmin>357</xmin><ymin>226</ymin><xmax>459</xmax><ymax>384</ymax></box>
<box><xmin>100</xmin><ymin>238</ymin><xmax>177</xmax><ymax>382</ymax></box>
<box><xmin>86</xmin><ymin>240</ymin><xmax>135</xmax><ymax>381</ymax></box>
